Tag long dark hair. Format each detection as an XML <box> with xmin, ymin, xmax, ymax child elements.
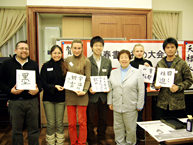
<box><xmin>50</xmin><ymin>45</ymin><xmax>68</xmax><ymax>76</ymax></box>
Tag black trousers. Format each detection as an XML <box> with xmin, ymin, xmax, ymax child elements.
<box><xmin>87</xmin><ymin>98</ymin><xmax>108</xmax><ymax>144</ymax></box>
<box><xmin>155</xmin><ymin>105</ymin><xmax>186</xmax><ymax>120</ymax></box>
<box><xmin>8</xmin><ymin>97</ymin><xmax>40</xmax><ymax>145</ymax></box>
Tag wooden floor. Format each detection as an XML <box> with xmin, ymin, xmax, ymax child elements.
<box><xmin>0</xmin><ymin>125</ymin><xmax>116</xmax><ymax>145</ymax></box>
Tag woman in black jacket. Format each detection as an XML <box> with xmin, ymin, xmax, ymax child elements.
<box><xmin>40</xmin><ymin>45</ymin><xmax>68</xmax><ymax>145</ymax></box>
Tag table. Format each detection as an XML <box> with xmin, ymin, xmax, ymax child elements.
<box><xmin>137</xmin><ymin>118</ymin><xmax>193</xmax><ymax>145</ymax></box>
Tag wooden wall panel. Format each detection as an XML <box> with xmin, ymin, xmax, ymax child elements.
<box><xmin>99</xmin><ymin>24</ymin><xmax>117</xmax><ymax>38</ymax></box>
<box><xmin>62</xmin><ymin>17</ymin><xmax>84</xmax><ymax>38</ymax></box>
<box><xmin>62</xmin><ymin>17</ymin><xmax>92</xmax><ymax>38</ymax></box>
<box><xmin>83</xmin><ymin>17</ymin><xmax>92</xmax><ymax>37</ymax></box>
<box><xmin>123</xmin><ymin>24</ymin><xmax>140</xmax><ymax>39</ymax></box>
<box><xmin>92</xmin><ymin>14</ymin><xmax>147</xmax><ymax>40</ymax></box>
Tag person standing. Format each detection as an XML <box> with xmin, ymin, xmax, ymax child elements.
<box><xmin>154</xmin><ymin>37</ymin><xmax>193</xmax><ymax>119</ymax></box>
<box><xmin>87</xmin><ymin>36</ymin><xmax>112</xmax><ymax>145</ymax></box>
<box><xmin>107</xmin><ymin>49</ymin><xmax>144</xmax><ymax>145</ymax></box>
<box><xmin>40</xmin><ymin>45</ymin><xmax>68</xmax><ymax>145</ymax></box>
<box><xmin>0</xmin><ymin>41</ymin><xmax>41</xmax><ymax>145</ymax></box>
<box><xmin>130</xmin><ymin>43</ymin><xmax>153</xmax><ymax>122</ymax></box>
<box><xmin>65</xmin><ymin>39</ymin><xmax>91</xmax><ymax>145</ymax></box>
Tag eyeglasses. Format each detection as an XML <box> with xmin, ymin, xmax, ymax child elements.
<box><xmin>18</xmin><ymin>47</ymin><xmax>29</xmax><ymax>51</ymax></box>
<box><xmin>93</xmin><ymin>45</ymin><xmax>103</xmax><ymax>48</ymax></box>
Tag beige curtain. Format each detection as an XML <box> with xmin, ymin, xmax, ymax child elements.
<box><xmin>153</xmin><ymin>13</ymin><xmax>179</xmax><ymax>39</ymax></box>
<box><xmin>0</xmin><ymin>9</ymin><xmax>26</xmax><ymax>48</ymax></box>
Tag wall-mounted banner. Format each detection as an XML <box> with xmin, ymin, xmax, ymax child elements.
<box><xmin>87</xmin><ymin>41</ymin><xmax>183</xmax><ymax>68</ymax></box>
<box><xmin>58</xmin><ymin>40</ymin><xmax>184</xmax><ymax>68</ymax></box>
<box><xmin>185</xmin><ymin>41</ymin><xmax>193</xmax><ymax>88</ymax></box>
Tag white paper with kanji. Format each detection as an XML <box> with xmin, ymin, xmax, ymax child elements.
<box><xmin>90</xmin><ymin>76</ymin><xmax>109</xmax><ymax>92</ymax></box>
<box><xmin>16</xmin><ymin>69</ymin><xmax>36</xmax><ymax>90</ymax></box>
<box><xmin>64</xmin><ymin>72</ymin><xmax>86</xmax><ymax>91</ymax></box>
<box><xmin>139</xmin><ymin>65</ymin><xmax>155</xmax><ymax>83</ymax></box>
<box><xmin>155</xmin><ymin>68</ymin><xmax>175</xmax><ymax>88</ymax></box>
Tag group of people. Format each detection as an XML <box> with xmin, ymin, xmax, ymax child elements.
<box><xmin>0</xmin><ymin>36</ymin><xmax>192</xmax><ymax>145</ymax></box>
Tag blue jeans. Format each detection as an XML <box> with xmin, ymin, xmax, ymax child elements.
<box><xmin>8</xmin><ymin>97</ymin><xmax>39</xmax><ymax>145</ymax></box>
<box><xmin>43</xmin><ymin>101</ymin><xmax>65</xmax><ymax>135</ymax></box>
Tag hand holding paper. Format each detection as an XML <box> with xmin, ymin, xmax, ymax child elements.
<box><xmin>55</xmin><ymin>85</ymin><xmax>64</xmax><ymax>91</ymax></box>
<box><xmin>154</xmin><ymin>84</ymin><xmax>161</xmax><ymax>90</ymax></box>
<box><xmin>28</xmin><ymin>84</ymin><xmax>39</xmax><ymax>95</ymax></box>
<box><xmin>89</xmin><ymin>87</ymin><xmax>96</xmax><ymax>94</ymax></box>
<box><xmin>144</xmin><ymin>62</ymin><xmax>151</xmax><ymax>67</ymax></box>
<box><xmin>11</xmin><ymin>84</ymin><xmax>24</xmax><ymax>95</ymax></box>
<box><xmin>170</xmin><ymin>84</ymin><xmax>179</xmax><ymax>93</ymax></box>
<box><xmin>74</xmin><ymin>91</ymin><xmax>86</xmax><ymax>96</ymax></box>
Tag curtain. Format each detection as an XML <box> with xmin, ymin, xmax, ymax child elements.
<box><xmin>153</xmin><ymin>13</ymin><xmax>179</xmax><ymax>39</ymax></box>
<box><xmin>0</xmin><ymin>22</ymin><xmax>27</xmax><ymax>57</ymax></box>
<box><xmin>0</xmin><ymin>9</ymin><xmax>26</xmax><ymax>48</ymax></box>
<box><xmin>0</xmin><ymin>9</ymin><xmax>26</xmax><ymax>57</ymax></box>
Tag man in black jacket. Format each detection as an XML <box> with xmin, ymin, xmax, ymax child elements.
<box><xmin>0</xmin><ymin>41</ymin><xmax>41</xmax><ymax>145</ymax></box>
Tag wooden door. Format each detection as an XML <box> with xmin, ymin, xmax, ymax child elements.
<box><xmin>92</xmin><ymin>14</ymin><xmax>147</xmax><ymax>40</ymax></box>
<box><xmin>62</xmin><ymin>17</ymin><xmax>92</xmax><ymax>38</ymax></box>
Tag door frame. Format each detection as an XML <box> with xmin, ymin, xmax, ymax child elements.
<box><xmin>26</xmin><ymin>6</ymin><xmax>152</xmax><ymax>61</ymax></box>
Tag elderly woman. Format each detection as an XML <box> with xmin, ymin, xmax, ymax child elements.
<box><xmin>107</xmin><ymin>49</ymin><xmax>144</xmax><ymax>145</ymax></box>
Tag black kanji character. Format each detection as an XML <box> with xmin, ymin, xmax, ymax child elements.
<box><xmin>157</xmin><ymin>50</ymin><xmax>164</xmax><ymax>58</ymax></box>
<box><xmin>103</xmin><ymin>50</ymin><xmax>111</xmax><ymax>59</ymax></box>
<box><xmin>148</xmin><ymin>50</ymin><xmax>156</xmax><ymax>58</ymax></box>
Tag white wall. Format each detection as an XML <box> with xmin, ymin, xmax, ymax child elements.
<box><xmin>0</xmin><ymin>0</ymin><xmax>26</xmax><ymax>8</ymax></box>
<box><xmin>153</xmin><ymin>0</ymin><xmax>193</xmax><ymax>40</ymax></box>
<box><xmin>26</xmin><ymin>0</ymin><xmax>152</xmax><ymax>9</ymax></box>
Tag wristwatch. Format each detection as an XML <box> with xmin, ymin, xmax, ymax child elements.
<box><xmin>83</xmin><ymin>89</ymin><xmax>87</xmax><ymax>93</ymax></box>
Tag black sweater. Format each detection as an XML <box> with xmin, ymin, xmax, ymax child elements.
<box><xmin>0</xmin><ymin>54</ymin><xmax>41</xmax><ymax>100</ymax></box>
<box><xmin>40</xmin><ymin>59</ymin><xmax>66</xmax><ymax>102</ymax></box>
<box><xmin>130</xmin><ymin>57</ymin><xmax>153</xmax><ymax>69</ymax></box>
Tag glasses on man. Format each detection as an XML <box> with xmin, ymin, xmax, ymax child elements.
<box><xmin>93</xmin><ymin>45</ymin><xmax>103</xmax><ymax>47</ymax></box>
<box><xmin>18</xmin><ymin>47</ymin><xmax>29</xmax><ymax>51</ymax></box>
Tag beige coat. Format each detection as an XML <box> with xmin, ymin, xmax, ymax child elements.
<box><xmin>65</xmin><ymin>55</ymin><xmax>91</xmax><ymax>106</ymax></box>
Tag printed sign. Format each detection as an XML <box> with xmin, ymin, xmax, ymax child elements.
<box><xmin>16</xmin><ymin>69</ymin><xmax>36</xmax><ymax>90</ymax></box>
<box><xmin>90</xmin><ymin>76</ymin><xmax>109</xmax><ymax>92</ymax></box>
<box><xmin>64</xmin><ymin>72</ymin><xmax>86</xmax><ymax>91</ymax></box>
<box><xmin>155</xmin><ymin>68</ymin><xmax>175</xmax><ymax>88</ymax></box>
<box><xmin>139</xmin><ymin>65</ymin><xmax>155</xmax><ymax>83</ymax></box>
<box><xmin>185</xmin><ymin>42</ymin><xmax>193</xmax><ymax>89</ymax></box>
